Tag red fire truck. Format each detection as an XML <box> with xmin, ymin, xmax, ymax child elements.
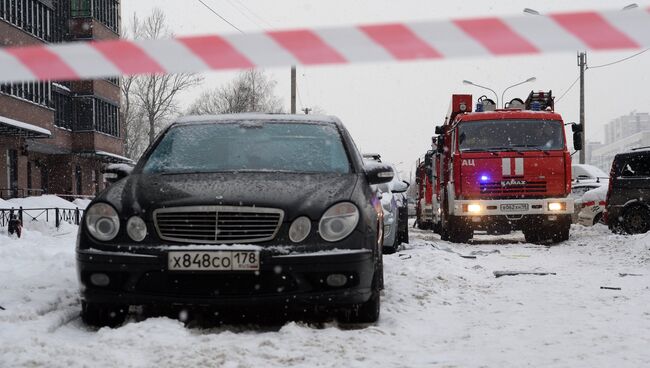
<box><xmin>415</xmin><ymin>151</ymin><xmax>435</xmax><ymax>230</ymax></box>
<box><xmin>431</xmin><ymin>91</ymin><xmax>582</xmax><ymax>243</ymax></box>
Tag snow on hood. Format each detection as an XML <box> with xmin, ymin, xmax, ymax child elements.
<box><xmin>582</xmin><ymin>185</ymin><xmax>609</xmax><ymax>203</ymax></box>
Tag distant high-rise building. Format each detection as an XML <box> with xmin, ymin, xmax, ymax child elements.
<box><xmin>592</xmin><ymin>111</ymin><xmax>650</xmax><ymax>172</ymax></box>
<box><xmin>0</xmin><ymin>0</ymin><xmax>128</xmax><ymax>199</ymax></box>
<box><xmin>604</xmin><ymin>111</ymin><xmax>650</xmax><ymax>145</ymax></box>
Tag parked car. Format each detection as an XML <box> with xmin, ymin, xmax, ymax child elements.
<box><xmin>376</xmin><ymin>165</ymin><xmax>409</xmax><ymax>254</ymax></box>
<box><xmin>606</xmin><ymin>148</ymin><xmax>650</xmax><ymax>234</ymax></box>
<box><xmin>76</xmin><ymin>114</ymin><xmax>394</xmax><ymax>327</ymax></box>
<box><xmin>572</xmin><ymin>164</ymin><xmax>609</xmax><ymax>182</ymax></box>
<box><xmin>364</xmin><ymin>156</ymin><xmax>409</xmax><ymax>253</ymax></box>
<box><xmin>570</xmin><ymin>180</ymin><xmax>605</xmax><ymax>224</ymax></box>
<box><xmin>576</xmin><ymin>185</ymin><xmax>607</xmax><ymax>226</ymax></box>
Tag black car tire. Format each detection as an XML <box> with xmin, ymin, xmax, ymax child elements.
<box><xmin>448</xmin><ymin>216</ymin><xmax>472</xmax><ymax>244</ymax></box>
<box><xmin>523</xmin><ymin>230</ymin><xmax>541</xmax><ymax>244</ymax></box>
<box><xmin>623</xmin><ymin>206</ymin><xmax>650</xmax><ymax>234</ymax></box>
<box><xmin>339</xmin><ymin>286</ymin><xmax>380</xmax><ymax>324</ymax></box>
<box><xmin>81</xmin><ymin>301</ymin><xmax>128</xmax><ymax>328</ymax></box>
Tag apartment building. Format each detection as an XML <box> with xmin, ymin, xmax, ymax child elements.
<box><xmin>0</xmin><ymin>0</ymin><xmax>129</xmax><ymax>199</ymax></box>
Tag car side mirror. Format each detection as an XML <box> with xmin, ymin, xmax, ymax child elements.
<box><xmin>571</xmin><ymin>122</ymin><xmax>583</xmax><ymax>133</ymax></box>
<box><xmin>103</xmin><ymin>164</ymin><xmax>134</xmax><ymax>184</ymax></box>
<box><xmin>573</xmin><ymin>131</ymin><xmax>583</xmax><ymax>151</ymax></box>
<box><xmin>435</xmin><ymin>126</ymin><xmax>444</xmax><ymax>135</ymax></box>
<box><xmin>365</xmin><ymin>162</ymin><xmax>394</xmax><ymax>185</ymax></box>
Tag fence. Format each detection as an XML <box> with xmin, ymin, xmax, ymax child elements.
<box><xmin>0</xmin><ymin>207</ymin><xmax>84</xmax><ymax>228</ymax></box>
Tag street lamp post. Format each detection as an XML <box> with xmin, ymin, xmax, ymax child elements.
<box><xmin>501</xmin><ymin>77</ymin><xmax>536</xmax><ymax>108</ymax></box>
<box><xmin>462</xmin><ymin>80</ymin><xmax>499</xmax><ymax>108</ymax></box>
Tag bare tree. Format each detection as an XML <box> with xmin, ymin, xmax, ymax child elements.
<box><xmin>187</xmin><ymin>69</ymin><xmax>283</xmax><ymax>115</ymax></box>
<box><xmin>121</xmin><ymin>8</ymin><xmax>203</xmax><ymax>158</ymax></box>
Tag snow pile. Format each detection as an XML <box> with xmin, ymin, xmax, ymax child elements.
<box><xmin>73</xmin><ymin>198</ymin><xmax>93</xmax><ymax>209</ymax></box>
<box><xmin>0</xmin><ymin>198</ymin><xmax>12</xmax><ymax>209</ymax></box>
<box><xmin>0</xmin><ymin>223</ymin><xmax>649</xmax><ymax>367</ymax></box>
<box><xmin>7</xmin><ymin>195</ymin><xmax>80</xmax><ymax>210</ymax></box>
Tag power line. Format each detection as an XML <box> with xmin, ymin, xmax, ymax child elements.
<box><xmin>232</xmin><ymin>0</ymin><xmax>275</xmax><ymax>29</ymax></box>
<box><xmin>587</xmin><ymin>48</ymin><xmax>650</xmax><ymax>70</ymax></box>
<box><xmin>555</xmin><ymin>75</ymin><xmax>580</xmax><ymax>104</ymax></box>
<box><xmin>220</xmin><ymin>0</ymin><xmax>267</xmax><ymax>31</ymax></box>
<box><xmin>196</xmin><ymin>0</ymin><xmax>244</xmax><ymax>34</ymax></box>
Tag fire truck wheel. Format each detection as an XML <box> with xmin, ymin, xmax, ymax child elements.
<box><xmin>523</xmin><ymin>230</ymin><xmax>541</xmax><ymax>244</ymax></box>
<box><xmin>448</xmin><ymin>217</ymin><xmax>472</xmax><ymax>243</ymax></box>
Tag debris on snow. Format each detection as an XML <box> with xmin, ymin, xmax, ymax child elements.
<box><xmin>493</xmin><ymin>271</ymin><xmax>557</xmax><ymax>278</ymax></box>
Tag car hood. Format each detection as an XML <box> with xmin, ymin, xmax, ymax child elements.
<box><xmin>100</xmin><ymin>172</ymin><xmax>360</xmax><ymax>221</ymax></box>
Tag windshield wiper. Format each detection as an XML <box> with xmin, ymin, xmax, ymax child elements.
<box><xmin>510</xmin><ymin>144</ymin><xmax>551</xmax><ymax>155</ymax></box>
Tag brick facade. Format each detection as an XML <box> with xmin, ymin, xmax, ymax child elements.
<box><xmin>0</xmin><ymin>0</ymin><xmax>126</xmax><ymax>199</ymax></box>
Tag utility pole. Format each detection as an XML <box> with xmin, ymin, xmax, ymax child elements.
<box><xmin>302</xmin><ymin>107</ymin><xmax>312</xmax><ymax>115</ymax></box>
<box><xmin>291</xmin><ymin>66</ymin><xmax>296</xmax><ymax>114</ymax></box>
<box><xmin>578</xmin><ymin>52</ymin><xmax>587</xmax><ymax>164</ymax></box>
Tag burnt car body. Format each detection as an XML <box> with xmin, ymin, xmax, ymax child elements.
<box><xmin>76</xmin><ymin>114</ymin><xmax>393</xmax><ymax>327</ymax></box>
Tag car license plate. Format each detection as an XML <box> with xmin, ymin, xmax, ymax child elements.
<box><xmin>168</xmin><ymin>251</ymin><xmax>259</xmax><ymax>271</ymax></box>
<box><xmin>500</xmin><ymin>203</ymin><xmax>529</xmax><ymax>212</ymax></box>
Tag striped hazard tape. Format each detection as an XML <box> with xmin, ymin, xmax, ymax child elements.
<box><xmin>1</xmin><ymin>7</ymin><xmax>649</xmax><ymax>83</ymax></box>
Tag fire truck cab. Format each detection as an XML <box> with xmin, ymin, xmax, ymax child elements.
<box><xmin>432</xmin><ymin>92</ymin><xmax>579</xmax><ymax>243</ymax></box>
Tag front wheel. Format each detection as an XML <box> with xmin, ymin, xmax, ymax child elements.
<box><xmin>81</xmin><ymin>301</ymin><xmax>128</xmax><ymax>328</ymax></box>
<box><xmin>623</xmin><ymin>206</ymin><xmax>650</xmax><ymax>234</ymax></box>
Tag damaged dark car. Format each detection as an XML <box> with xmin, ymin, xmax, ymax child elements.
<box><xmin>76</xmin><ymin>114</ymin><xmax>393</xmax><ymax>327</ymax></box>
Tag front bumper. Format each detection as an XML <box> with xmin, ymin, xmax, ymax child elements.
<box><xmin>77</xmin><ymin>248</ymin><xmax>375</xmax><ymax>308</ymax></box>
<box><xmin>453</xmin><ymin>197</ymin><xmax>574</xmax><ymax>217</ymax></box>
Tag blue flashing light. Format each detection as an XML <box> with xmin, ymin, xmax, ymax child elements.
<box><xmin>475</xmin><ymin>102</ymin><xmax>484</xmax><ymax>112</ymax></box>
<box><xmin>480</xmin><ymin>175</ymin><xmax>489</xmax><ymax>182</ymax></box>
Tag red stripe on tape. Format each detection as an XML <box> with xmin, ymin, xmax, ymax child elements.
<box><xmin>92</xmin><ymin>40</ymin><xmax>165</xmax><ymax>75</ymax></box>
<box><xmin>360</xmin><ymin>24</ymin><xmax>442</xmax><ymax>60</ymax></box>
<box><xmin>454</xmin><ymin>18</ymin><xmax>538</xmax><ymax>55</ymax></box>
<box><xmin>6</xmin><ymin>46</ymin><xmax>78</xmax><ymax>80</ymax></box>
<box><xmin>268</xmin><ymin>30</ymin><xmax>346</xmax><ymax>65</ymax></box>
<box><xmin>551</xmin><ymin>12</ymin><xmax>639</xmax><ymax>50</ymax></box>
<box><xmin>178</xmin><ymin>36</ymin><xmax>254</xmax><ymax>69</ymax></box>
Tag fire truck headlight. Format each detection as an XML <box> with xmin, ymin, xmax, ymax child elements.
<box><xmin>548</xmin><ymin>202</ymin><xmax>566</xmax><ymax>211</ymax></box>
<box><xmin>467</xmin><ymin>204</ymin><xmax>482</xmax><ymax>213</ymax></box>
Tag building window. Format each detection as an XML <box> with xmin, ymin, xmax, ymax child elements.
<box><xmin>0</xmin><ymin>81</ymin><xmax>51</xmax><ymax>108</ymax></box>
<box><xmin>53</xmin><ymin>86</ymin><xmax>73</xmax><ymax>130</ymax></box>
<box><xmin>70</xmin><ymin>0</ymin><xmax>91</xmax><ymax>17</ymax></box>
<box><xmin>94</xmin><ymin>98</ymin><xmax>119</xmax><ymax>137</ymax></box>
<box><xmin>0</xmin><ymin>0</ymin><xmax>52</xmax><ymax>41</ymax></box>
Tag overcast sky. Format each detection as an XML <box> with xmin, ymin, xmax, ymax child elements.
<box><xmin>123</xmin><ymin>0</ymin><xmax>650</xmax><ymax>177</ymax></box>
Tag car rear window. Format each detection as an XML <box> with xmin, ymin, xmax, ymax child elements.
<box><xmin>142</xmin><ymin>121</ymin><xmax>352</xmax><ymax>174</ymax></box>
<box><xmin>617</xmin><ymin>153</ymin><xmax>650</xmax><ymax>177</ymax></box>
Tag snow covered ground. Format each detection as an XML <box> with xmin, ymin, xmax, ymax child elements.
<box><xmin>1</xmin><ymin>219</ymin><xmax>649</xmax><ymax>367</ymax></box>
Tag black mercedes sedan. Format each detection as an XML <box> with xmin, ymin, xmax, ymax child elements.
<box><xmin>76</xmin><ymin>114</ymin><xmax>394</xmax><ymax>327</ymax></box>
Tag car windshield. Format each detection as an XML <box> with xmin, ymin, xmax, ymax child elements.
<box><xmin>142</xmin><ymin>122</ymin><xmax>351</xmax><ymax>174</ymax></box>
<box><xmin>458</xmin><ymin>120</ymin><xmax>564</xmax><ymax>152</ymax></box>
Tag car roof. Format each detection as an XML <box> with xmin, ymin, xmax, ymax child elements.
<box><xmin>615</xmin><ymin>146</ymin><xmax>650</xmax><ymax>158</ymax></box>
<box><xmin>174</xmin><ymin>113</ymin><xmax>341</xmax><ymax>126</ymax></box>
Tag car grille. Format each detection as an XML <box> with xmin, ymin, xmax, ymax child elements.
<box><xmin>480</xmin><ymin>180</ymin><xmax>547</xmax><ymax>195</ymax></box>
<box><xmin>154</xmin><ymin>206</ymin><xmax>284</xmax><ymax>244</ymax></box>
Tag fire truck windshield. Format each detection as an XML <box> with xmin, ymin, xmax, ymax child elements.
<box><xmin>458</xmin><ymin>120</ymin><xmax>564</xmax><ymax>152</ymax></box>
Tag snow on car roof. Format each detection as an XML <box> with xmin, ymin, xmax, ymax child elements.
<box><xmin>572</xmin><ymin>164</ymin><xmax>609</xmax><ymax>179</ymax></box>
<box><xmin>175</xmin><ymin>113</ymin><xmax>340</xmax><ymax>125</ymax></box>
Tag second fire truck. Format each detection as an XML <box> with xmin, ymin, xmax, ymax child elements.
<box><xmin>430</xmin><ymin>91</ymin><xmax>582</xmax><ymax>243</ymax></box>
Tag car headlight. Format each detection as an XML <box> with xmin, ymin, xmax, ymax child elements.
<box><xmin>319</xmin><ymin>202</ymin><xmax>360</xmax><ymax>242</ymax></box>
<box><xmin>289</xmin><ymin>216</ymin><xmax>311</xmax><ymax>243</ymax></box>
<box><xmin>548</xmin><ymin>202</ymin><xmax>566</xmax><ymax>211</ymax></box>
<box><xmin>86</xmin><ymin>203</ymin><xmax>120</xmax><ymax>241</ymax></box>
<box><xmin>126</xmin><ymin>216</ymin><xmax>147</xmax><ymax>242</ymax></box>
<box><xmin>467</xmin><ymin>204</ymin><xmax>481</xmax><ymax>213</ymax></box>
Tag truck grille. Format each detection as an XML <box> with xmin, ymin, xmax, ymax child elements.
<box><xmin>480</xmin><ymin>180</ymin><xmax>547</xmax><ymax>195</ymax></box>
<box><xmin>153</xmin><ymin>206</ymin><xmax>284</xmax><ymax>244</ymax></box>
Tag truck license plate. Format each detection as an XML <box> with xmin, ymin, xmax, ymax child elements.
<box><xmin>500</xmin><ymin>204</ymin><xmax>529</xmax><ymax>212</ymax></box>
<box><xmin>168</xmin><ymin>251</ymin><xmax>259</xmax><ymax>271</ymax></box>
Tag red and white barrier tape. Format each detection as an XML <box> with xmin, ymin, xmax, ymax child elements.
<box><xmin>1</xmin><ymin>8</ymin><xmax>649</xmax><ymax>83</ymax></box>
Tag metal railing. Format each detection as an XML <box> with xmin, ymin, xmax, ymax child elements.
<box><xmin>1</xmin><ymin>207</ymin><xmax>84</xmax><ymax>228</ymax></box>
